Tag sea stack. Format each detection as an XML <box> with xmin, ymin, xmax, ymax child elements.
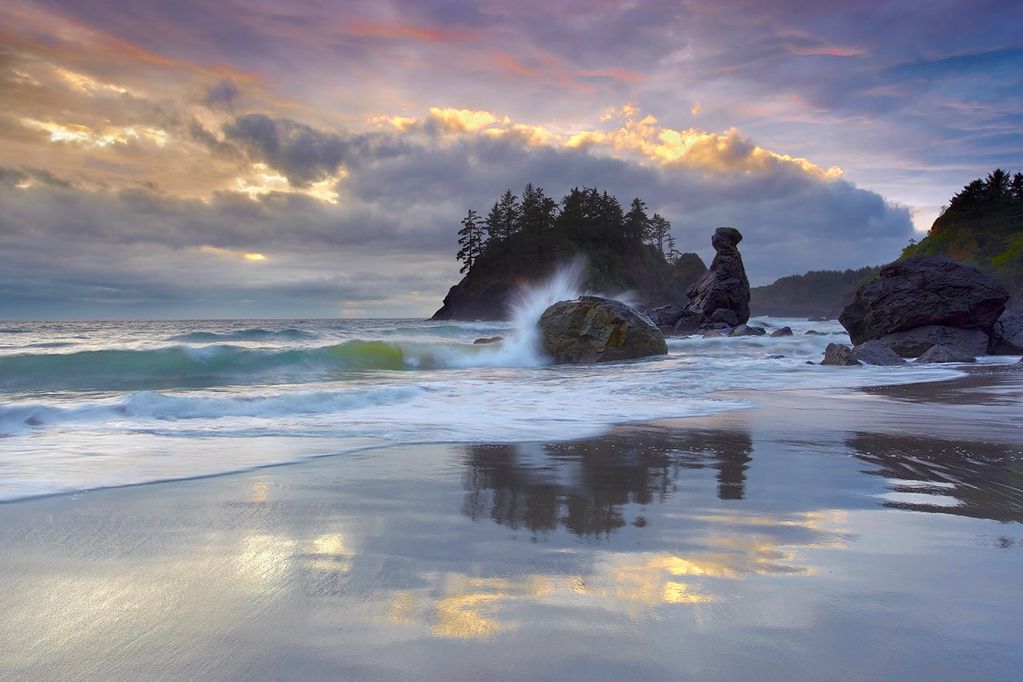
<box><xmin>684</xmin><ymin>227</ymin><xmax>751</xmax><ymax>326</ymax></box>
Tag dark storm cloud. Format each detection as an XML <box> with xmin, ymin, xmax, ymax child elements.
<box><xmin>222</xmin><ymin>114</ymin><xmax>408</xmax><ymax>186</ymax></box>
<box><xmin>203</xmin><ymin>78</ymin><xmax>240</xmax><ymax>110</ymax></box>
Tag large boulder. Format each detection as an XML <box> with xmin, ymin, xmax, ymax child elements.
<box><xmin>685</xmin><ymin>227</ymin><xmax>750</xmax><ymax>326</ymax></box>
<box><xmin>839</xmin><ymin>255</ymin><xmax>1008</xmax><ymax>345</ymax></box>
<box><xmin>989</xmin><ymin>299</ymin><xmax>1023</xmax><ymax>354</ymax></box>
<box><xmin>876</xmin><ymin>325</ymin><xmax>990</xmax><ymax>358</ymax></box>
<box><xmin>539</xmin><ymin>296</ymin><xmax>668</xmax><ymax>364</ymax></box>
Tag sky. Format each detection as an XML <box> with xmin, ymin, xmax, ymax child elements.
<box><xmin>2</xmin><ymin>0</ymin><xmax>1021</xmax><ymax>319</ymax></box>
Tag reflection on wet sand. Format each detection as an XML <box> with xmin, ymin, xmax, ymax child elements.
<box><xmin>849</xmin><ymin>433</ymin><xmax>1023</xmax><ymax>522</ymax></box>
<box><xmin>2</xmin><ymin>370</ymin><xmax>1022</xmax><ymax>678</ymax></box>
<box><xmin>462</xmin><ymin>430</ymin><xmax>753</xmax><ymax>537</ymax></box>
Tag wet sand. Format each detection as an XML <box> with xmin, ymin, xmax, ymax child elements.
<box><xmin>1</xmin><ymin>365</ymin><xmax>1022</xmax><ymax>681</ymax></box>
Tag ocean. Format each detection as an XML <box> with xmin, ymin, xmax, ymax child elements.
<box><xmin>0</xmin><ymin>276</ymin><xmax>976</xmax><ymax>502</ymax></box>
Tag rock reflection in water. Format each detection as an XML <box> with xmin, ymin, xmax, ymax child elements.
<box><xmin>462</xmin><ymin>429</ymin><xmax>753</xmax><ymax>537</ymax></box>
<box><xmin>849</xmin><ymin>433</ymin><xmax>1023</xmax><ymax>523</ymax></box>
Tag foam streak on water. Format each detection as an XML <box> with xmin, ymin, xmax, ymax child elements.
<box><xmin>0</xmin><ymin>269</ymin><xmax>990</xmax><ymax>501</ymax></box>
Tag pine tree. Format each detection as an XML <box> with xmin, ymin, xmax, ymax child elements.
<box><xmin>985</xmin><ymin>168</ymin><xmax>1011</xmax><ymax>202</ymax></box>
<box><xmin>649</xmin><ymin>213</ymin><xmax>672</xmax><ymax>255</ymax></box>
<box><xmin>497</xmin><ymin>190</ymin><xmax>520</xmax><ymax>243</ymax></box>
<box><xmin>456</xmin><ymin>209</ymin><xmax>485</xmax><ymax>273</ymax></box>
<box><xmin>1010</xmin><ymin>172</ymin><xmax>1023</xmax><ymax>202</ymax></box>
<box><xmin>665</xmin><ymin>233</ymin><xmax>681</xmax><ymax>264</ymax></box>
<box><xmin>624</xmin><ymin>198</ymin><xmax>650</xmax><ymax>245</ymax></box>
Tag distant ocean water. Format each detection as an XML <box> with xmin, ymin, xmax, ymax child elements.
<box><xmin>0</xmin><ymin>275</ymin><xmax>979</xmax><ymax>502</ymax></box>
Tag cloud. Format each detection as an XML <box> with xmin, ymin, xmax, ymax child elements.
<box><xmin>204</xmin><ymin>78</ymin><xmax>240</xmax><ymax>109</ymax></box>
<box><xmin>0</xmin><ymin>101</ymin><xmax>914</xmax><ymax>317</ymax></box>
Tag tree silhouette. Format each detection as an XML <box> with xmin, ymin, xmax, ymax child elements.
<box><xmin>456</xmin><ymin>209</ymin><xmax>485</xmax><ymax>273</ymax></box>
<box><xmin>624</xmin><ymin>197</ymin><xmax>650</xmax><ymax>245</ymax></box>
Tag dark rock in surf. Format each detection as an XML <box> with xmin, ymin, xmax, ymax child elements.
<box><xmin>473</xmin><ymin>336</ymin><xmax>504</xmax><ymax>345</ymax></box>
<box><xmin>684</xmin><ymin>227</ymin><xmax>750</xmax><ymax>326</ymax></box>
<box><xmin>915</xmin><ymin>344</ymin><xmax>976</xmax><ymax>364</ymax></box>
<box><xmin>644</xmin><ymin>304</ymin><xmax>687</xmax><ymax>329</ymax></box>
<box><xmin>851</xmin><ymin>340</ymin><xmax>906</xmax><ymax>366</ymax></box>
<box><xmin>839</xmin><ymin>255</ymin><xmax>1008</xmax><ymax>345</ymax></box>
<box><xmin>672</xmin><ymin>312</ymin><xmax>702</xmax><ymax>334</ymax></box>
<box><xmin>876</xmin><ymin>325</ymin><xmax>989</xmax><ymax>358</ymax></box>
<box><xmin>770</xmin><ymin>326</ymin><xmax>793</xmax><ymax>337</ymax></box>
<box><xmin>730</xmin><ymin>324</ymin><xmax>766</xmax><ymax>337</ymax></box>
<box><xmin>989</xmin><ymin>300</ymin><xmax>1023</xmax><ymax>354</ymax></box>
<box><xmin>821</xmin><ymin>343</ymin><xmax>860</xmax><ymax>366</ymax></box>
<box><xmin>539</xmin><ymin>296</ymin><xmax>667</xmax><ymax>364</ymax></box>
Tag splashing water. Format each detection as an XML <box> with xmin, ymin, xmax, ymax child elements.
<box><xmin>502</xmin><ymin>258</ymin><xmax>587</xmax><ymax>366</ymax></box>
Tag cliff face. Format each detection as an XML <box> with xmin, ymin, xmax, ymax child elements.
<box><xmin>432</xmin><ymin>242</ymin><xmax>706</xmax><ymax>320</ymax></box>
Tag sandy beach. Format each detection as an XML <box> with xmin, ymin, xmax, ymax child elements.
<box><xmin>1</xmin><ymin>364</ymin><xmax>1021</xmax><ymax>681</ymax></box>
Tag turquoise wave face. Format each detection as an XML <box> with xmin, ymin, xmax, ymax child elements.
<box><xmin>0</xmin><ymin>341</ymin><xmax>413</xmax><ymax>391</ymax></box>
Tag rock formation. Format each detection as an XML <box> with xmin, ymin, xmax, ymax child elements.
<box><xmin>539</xmin><ymin>296</ymin><xmax>667</xmax><ymax>364</ymax></box>
<box><xmin>821</xmin><ymin>343</ymin><xmax>860</xmax><ymax>366</ymax></box>
<box><xmin>990</xmin><ymin>300</ymin><xmax>1023</xmax><ymax>354</ymax></box>
<box><xmin>850</xmin><ymin>340</ymin><xmax>906</xmax><ymax>366</ymax></box>
<box><xmin>684</xmin><ymin>227</ymin><xmax>751</xmax><ymax>326</ymax></box>
<box><xmin>875</xmin><ymin>325</ymin><xmax>989</xmax><ymax>358</ymax></box>
<box><xmin>839</xmin><ymin>255</ymin><xmax>1008</xmax><ymax>346</ymax></box>
<box><xmin>915</xmin><ymin>344</ymin><xmax>977</xmax><ymax>364</ymax></box>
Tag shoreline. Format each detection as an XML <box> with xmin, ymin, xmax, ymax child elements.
<box><xmin>1</xmin><ymin>360</ymin><xmax>1019</xmax><ymax>506</ymax></box>
<box><xmin>1</xmin><ymin>360</ymin><xmax>1021</xmax><ymax>680</ymax></box>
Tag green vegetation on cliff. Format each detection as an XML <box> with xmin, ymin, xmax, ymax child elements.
<box><xmin>752</xmin><ymin>168</ymin><xmax>1023</xmax><ymax>318</ymax></box>
<box><xmin>434</xmin><ymin>184</ymin><xmax>707</xmax><ymax>319</ymax></box>
<box><xmin>750</xmin><ymin>266</ymin><xmax>880</xmax><ymax>318</ymax></box>
<box><xmin>901</xmin><ymin>169</ymin><xmax>1023</xmax><ymax>295</ymax></box>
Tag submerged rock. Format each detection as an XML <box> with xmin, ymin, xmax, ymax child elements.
<box><xmin>821</xmin><ymin>343</ymin><xmax>860</xmax><ymax>366</ymax></box>
<box><xmin>915</xmin><ymin>344</ymin><xmax>977</xmax><ymax>364</ymax></box>
<box><xmin>672</xmin><ymin>312</ymin><xmax>702</xmax><ymax>334</ymax></box>
<box><xmin>876</xmin><ymin>325</ymin><xmax>989</xmax><ymax>358</ymax></box>
<box><xmin>770</xmin><ymin>326</ymin><xmax>793</xmax><ymax>337</ymax></box>
<box><xmin>839</xmin><ymin>255</ymin><xmax>1008</xmax><ymax>345</ymax></box>
<box><xmin>852</xmin><ymin>340</ymin><xmax>906</xmax><ymax>366</ymax></box>
<box><xmin>730</xmin><ymin>324</ymin><xmax>766</xmax><ymax>337</ymax></box>
<box><xmin>685</xmin><ymin>227</ymin><xmax>751</xmax><ymax>326</ymax></box>
<box><xmin>472</xmin><ymin>336</ymin><xmax>504</xmax><ymax>345</ymax></box>
<box><xmin>539</xmin><ymin>296</ymin><xmax>667</xmax><ymax>364</ymax></box>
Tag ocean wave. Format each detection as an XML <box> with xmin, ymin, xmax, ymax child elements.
<box><xmin>0</xmin><ymin>385</ymin><xmax>427</xmax><ymax>434</ymax></box>
<box><xmin>0</xmin><ymin>341</ymin><xmax>412</xmax><ymax>390</ymax></box>
<box><xmin>168</xmin><ymin>327</ymin><xmax>318</xmax><ymax>342</ymax></box>
<box><xmin>0</xmin><ymin>335</ymin><xmax>558</xmax><ymax>391</ymax></box>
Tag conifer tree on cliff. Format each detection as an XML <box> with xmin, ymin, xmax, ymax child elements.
<box><xmin>985</xmin><ymin>168</ymin><xmax>1011</xmax><ymax>202</ymax></box>
<box><xmin>624</xmin><ymin>197</ymin><xmax>650</xmax><ymax>246</ymax></box>
<box><xmin>1012</xmin><ymin>172</ymin><xmax>1023</xmax><ymax>202</ymax></box>
<box><xmin>649</xmin><ymin>213</ymin><xmax>672</xmax><ymax>256</ymax></box>
<box><xmin>456</xmin><ymin>209</ymin><xmax>485</xmax><ymax>274</ymax></box>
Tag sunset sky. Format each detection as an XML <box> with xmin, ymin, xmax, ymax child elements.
<box><xmin>2</xmin><ymin>0</ymin><xmax>1021</xmax><ymax>318</ymax></box>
